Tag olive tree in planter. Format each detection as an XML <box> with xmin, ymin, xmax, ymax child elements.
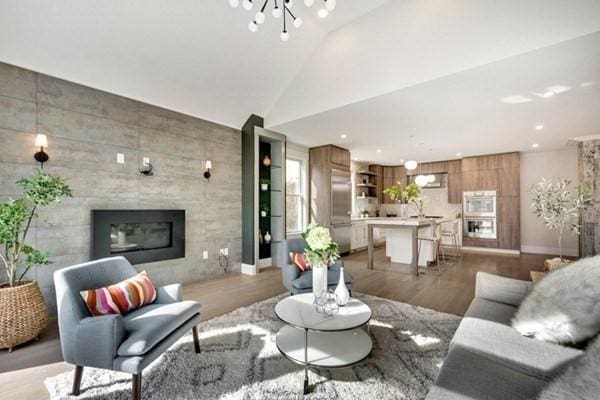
<box><xmin>0</xmin><ymin>169</ymin><xmax>72</xmax><ymax>351</ymax></box>
<box><xmin>530</xmin><ymin>178</ymin><xmax>591</xmax><ymax>271</ymax></box>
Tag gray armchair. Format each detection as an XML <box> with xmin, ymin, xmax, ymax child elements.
<box><xmin>282</xmin><ymin>237</ymin><xmax>353</xmax><ymax>294</ymax></box>
<box><xmin>54</xmin><ymin>256</ymin><xmax>201</xmax><ymax>400</ymax></box>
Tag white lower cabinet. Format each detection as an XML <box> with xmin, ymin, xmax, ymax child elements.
<box><xmin>351</xmin><ymin>222</ymin><xmax>368</xmax><ymax>251</ymax></box>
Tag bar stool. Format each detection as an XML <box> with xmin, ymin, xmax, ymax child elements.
<box><xmin>440</xmin><ymin>220</ymin><xmax>461</xmax><ymax>262</ymax></box>
<box><xmin>417</xmin><ymin>223</ymin><xmax>443</xmax><ymax>275</ymax></box>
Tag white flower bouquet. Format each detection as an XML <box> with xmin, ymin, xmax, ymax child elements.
<box><xmin>302</xmin><ymin>223</ymin><xmax>340</xmax><ymax>268</ymax></box>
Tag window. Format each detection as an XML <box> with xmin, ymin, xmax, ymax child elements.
<box><xmin>286</xmin><ymin>158</ymin><xmax>306</xmax><ymax>234</ymax></box>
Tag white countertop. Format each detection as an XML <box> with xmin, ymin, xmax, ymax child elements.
<box><xmin>364</xmin><ymin>217</ymin><xmax>454</xmax><ymax>226</ymax></box>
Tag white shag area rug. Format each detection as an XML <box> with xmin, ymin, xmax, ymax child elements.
<box><xmin>45</xmin><ymin>293</ymin><xmax>460</xmax><ymax>400</ymax></box>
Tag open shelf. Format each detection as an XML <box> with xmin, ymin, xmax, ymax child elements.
<box><xmin>357</xmin><ymin>170</ymin><xmax>377</xmax><ymax>176</ymax></box>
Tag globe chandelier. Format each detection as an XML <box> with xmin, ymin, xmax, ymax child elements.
<box><xmin>228</xmin><ymin>0</ymin><xmax>337</xmax><ymax>41</ymax></box>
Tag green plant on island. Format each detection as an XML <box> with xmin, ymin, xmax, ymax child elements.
<box><xmin>383</xmin><ymin>183</ymin><xmax>421</xmax><ymax>204</ymax></box>
<box><xmin>0</xmin><ymin>169</ymin><xmax>72</xmax><ymax>287</ymax></box>
<box><xmin>530</xmin><ymin>178</ymin><xmax>592</xmax><ymax>261</ymax></box>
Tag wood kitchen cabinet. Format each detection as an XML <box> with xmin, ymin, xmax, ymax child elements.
<box><xmin>309</xmin><ymin>145</ymin><xmax>351</xmax><ymax>227</ymax></box>
<box><xmin>447</xmin><ymin>172</ymin><xmax>462</xmax><ymax>203</ymax></box>
<box><xmin>461</xmin><ymin>152</ymin><xmax>521</xmax><ymax>251</ymax></box>
<box><xmin>497</xmin><ymin>196</ymin><xmax>520</xmax><ymax>250</ymax></box>
<box><xmin>329</xmin><ymin>145</ymin><xmax>351</xmax><ymax>169</ymax></box>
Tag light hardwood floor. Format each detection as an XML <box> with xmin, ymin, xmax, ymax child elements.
<box><xmin>0</xmin><ymin>248</ymin><xmax>547</xmax><ymax>399</ymax></box>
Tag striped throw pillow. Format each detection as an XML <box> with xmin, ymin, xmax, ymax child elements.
<box><xmin>80</xmin><ymin>271</ymin><xmax>157</xmax><ymax>316</ymax></box>
<box><xmin>290</xmin><ymin>252</ymin><xmax>311</xmax><ymax>272</ymax></box>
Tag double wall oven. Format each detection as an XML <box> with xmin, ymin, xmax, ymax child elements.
<box><xmin>463</xmin><ymin>191</ymin><xmax>497</xmax><ymax>239</ymax></box>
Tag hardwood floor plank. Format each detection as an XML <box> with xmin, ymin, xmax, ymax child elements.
<box><xmin>0</xmin><ymin>248</ymin><xmax>548</xmax><ymax>399</ymax></box>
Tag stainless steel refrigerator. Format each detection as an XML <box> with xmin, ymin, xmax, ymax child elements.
<box><xmin>330</xmin><ymin>169</ymin><xmax>352</xmax><ymax>254</ymax></box>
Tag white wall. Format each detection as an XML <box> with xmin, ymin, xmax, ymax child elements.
<box><xmin>520</xmin><ymin>148</ymin><xmax>579</xmax><ymax>257</ymax></box>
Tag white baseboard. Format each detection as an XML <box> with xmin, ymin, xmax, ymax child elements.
<box><xmin>520</xmin><ymin>245</ymin><xmax>578</xmax><ymax>257</ymax></box>
<box><xmin>258</xmin><ymin>257</ymin><xmax>272</xmax><ymax>269</ymax></box>
<box><xmin>241</xmin><ymin>263</ymin><xmax>258</xmax><ymax>275</ymax></box>
<box><xmin>461</xmin><ymin>246</ymin><xmax>520</xmax><ymax>255</ymax></box>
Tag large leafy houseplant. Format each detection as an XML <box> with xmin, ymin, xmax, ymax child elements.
<box><xmin>530</xmin><ymin>178</ymin><xmax>591</xmax><ymax>262</ymax></box>
<box><xmin>1</xmin><ymin>169</ymin><xmax>72</xmax><ymax>287</ymax></box>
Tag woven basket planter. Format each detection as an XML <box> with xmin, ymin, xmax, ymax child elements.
<box><xmin>0</xmin><ymin>281</ymin><xmax>48</xmax><ymax>351</ymax></box>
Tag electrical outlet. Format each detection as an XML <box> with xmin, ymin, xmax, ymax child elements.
<box><xmin>143</xmin><ymin>157</ymin><xmax>150</xmax><ymax>166</ymax></box>
<box><xmin>117</xmin><ymin>153</ymin><xmax>125</xmax><ymax>164</ymax></box>
<box><xmin>203</xmin><ymin>250</ymin><xmax>208</xmax><ymax>260</ymax></box>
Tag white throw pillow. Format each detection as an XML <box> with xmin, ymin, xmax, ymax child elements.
<box><xmin>512</xmin><ymin>255</ymin><xmax>600</xmax><ymax>344</ymax></box>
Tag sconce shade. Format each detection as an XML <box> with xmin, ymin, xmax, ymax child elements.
<box><xmin>35</xmin><ymin>133</ymin><xmax>48</xmax><ymax>148</ymax></box>
<box><xmin>205</xmin><ymin>160</ymin><xmax>212</xmax><ymax>170</ymax></box>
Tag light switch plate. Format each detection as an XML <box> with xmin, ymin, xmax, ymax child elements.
<box><xmin>143</xmin><ymin>157</ymin><xmax>150</xmax><ymax>166</ymax></box>
<box><xmin>203</xmin><ymin>250</ymin><xmax>209</xmax><ymax>260</ymax></box>
<box><xmin>117</xmin><ymin>153</ymin><xmax>125</xmax><ymax>164</ymax></box>
<box><xmin>223</xmin><ymin>248</ymin><xmax>229</xmax><ymax>256</ymax></box>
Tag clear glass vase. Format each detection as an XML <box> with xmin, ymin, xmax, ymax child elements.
<box><xmin>312</xmin><ymin>265</ymin><xmax>328</xmax><ymax>302</ymax></box>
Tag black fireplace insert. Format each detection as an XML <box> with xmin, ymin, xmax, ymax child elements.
<box><xmin>91</xmin><ymin>210</ymin><xmax>185</xmax><ymax>265</ymax></box>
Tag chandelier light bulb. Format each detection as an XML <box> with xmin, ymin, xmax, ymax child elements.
<box><xmin>293</xmin><ymin>17</ymin><xmax>303</xmax><ymax>28</ymax></box>
<box><xmin>404</xmin><ymin>160</ymin><xmax>418</xmax><ymax>170</ymax></box>
<box><xmin>229</xmin><ymin>0</ymin><xmax>240</xmax><ymax>8</ymax></box>
<box><xmin>318</xmin><ymin>8</ymin><xmax>328</xmax><ymax>18</ymax></box>
<box><xmin>325</xmin><ymin>0</ymin><xmax>336</xmax><ymax>11</ymax></box>
<box><xmin>426</xmin><ymin>174</ymin><xmax>436</xmax><ymax>183</ymax></box>
<box><xmin>273</xmin><ymin>6</ymin><xmax>282</xmax><ymax>18</ymax></box>
<box><xmin>281</xmin><ymin>30</ymin><xmax>290</xmax><ymax>41</ymax></box>
<box><xmin>255</xmin><ymin>11</ymin><xmax>265</xmax><ymax>24</ymax></box>
<box><xmin>242</xmin><ymin>0</ymin><xmax>253</xmax><ymax>11</ymax></box>
<box><xmin>415</xmin><ymin>175</ymin><xmax>428</xmax><ymax>187</ymax></box>
<box><xmin>248</xmin><ymin>21</ymin><xmax>258</xmax><ymax>32</ymax></box>
<box><xmin>304</xmin><ymin>0</ymin><xmax>314</xmax><ymax>6</ymax></box>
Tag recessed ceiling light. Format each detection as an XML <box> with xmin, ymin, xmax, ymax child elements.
<box><xmin>318</xmin><ymin>8</ymin><xmax>328</xmax><ymax>18</ymax></box>
<box><xmin>456</xmin><ymin>152</ymin><xmax>462</xmax><ymax>157</ymax></box>
<box><xmin>532</xmin><ymin>143</ymin><xmax>540</xmax><ymax>148</ymax></box>
<box><xmin>400</xmin><ymin>159</ymin><xmax>404</xmax><ymax>163</ymax></box>
<box><xmin>376</xmin><ymin>149</ymin><xmax>382</xmax><ymax>153</ymax></box>
<box><xmin>340</xmin><ymin>134</ymin><xmax>347</xmax><ymax>139</ymax></box>
<box><xmin>541</xmin><ymin>91</ymin><xmax>555</xmax><ymax>98</ymax></box>
<box><xmin>535</xmin><ymin>124</ymin><xmax>544</xmax><ymax>131</ymax></box>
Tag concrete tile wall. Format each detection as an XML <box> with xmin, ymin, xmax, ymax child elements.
<box><xmin>0</xmin><ymin>62</ymin><xmax>242</xmax><ymax>314</ymax></box>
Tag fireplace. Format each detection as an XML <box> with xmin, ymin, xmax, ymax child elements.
<box><xmin>91</xmin><ymin>210</ymin><xmax>185</xmax><ymax>265</ymax></box>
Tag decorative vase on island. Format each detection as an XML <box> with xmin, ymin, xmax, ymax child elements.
<box><xmin>335</xmin><ymin>267</ymin><xmax>350</xmax><ymax>306</ymax></box>
<box><xmin>399</xmin><ymin>203</ymin><xmax>408</xmax><ymax>220</ymax></box>
<box><xmin>312</xmin><ymin>265</ymin><xmax>328</xmax><ymax>302</ymax></box>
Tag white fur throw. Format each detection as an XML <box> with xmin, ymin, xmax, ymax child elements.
<box><xmin>537</xmin><ymin>335</ymin><xmax>600</xmax><ymax>400</ymax></box>
<box><xmin>512</xmin><ymin>255</ymin><xmax>600</xmax><ymax>344</ymax></box>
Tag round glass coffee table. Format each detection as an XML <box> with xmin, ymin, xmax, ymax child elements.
<box><xmin>274</xmin><ymin>293</ymin><xmax>373</xmax><ymax>394</ymax></box>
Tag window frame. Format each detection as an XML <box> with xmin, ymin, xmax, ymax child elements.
<box><xmin>285</xmin><ymin>156</ymin><xmax>308</xmax><ymax>236</ymax></box>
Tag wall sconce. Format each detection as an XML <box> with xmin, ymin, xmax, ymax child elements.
<box><xmin>34</xmin><ymin>134</ymin><xmax>49</xmax><ymax>167</ymax></box>
<box><xmin>204</xmin><ymin>160</ymin><xmax>212</xmax><ymax>182</ymax></box>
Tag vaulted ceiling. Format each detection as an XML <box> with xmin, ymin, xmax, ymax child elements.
<box><xmin>1</xmin><ymin>0</ymin><xmax>600</xmax><ymax>163</ymax></box>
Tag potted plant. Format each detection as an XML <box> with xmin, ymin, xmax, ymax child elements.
<box><xmin>0</xmin><ymin>169</ymin><xmax>72</xmax><ymax>351</ymax></box>
<box><xmin>530</xmin><ymin>178</ymin><xmax>591</xmax><ymax>271</ymax></box>
<box><xmin>260</xmin><ymin>203</ymin><xmax>270</xmax><ymax>217</ymax></box>
<box><xmin>302</xmin><ymin>224</ymin><xmax>340</xmax><ymax>301</ymax></box>
<box><xmin>383</xmin><ymin>183</ymin><xmax>421</xmax><ymax>219</ymax></box>
<box><xmin>259</xmin><ymin>178</ymin><xmax>270</xmax><ymax>191</ymax></box>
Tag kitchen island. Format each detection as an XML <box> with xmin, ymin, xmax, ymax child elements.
<box><xmin>366</xmin><ymin>217</ymin><xmax>453</xmax><ymax>276</ymax></box>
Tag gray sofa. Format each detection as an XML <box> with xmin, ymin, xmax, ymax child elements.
<box><xmin>426</xmin><ymin>272</ymin><xmax>584</xmax><ymax>400</ymax></box>
<box><xmin>281</xmin><ymin>237</ymin><xmax>353</xmax><ymax>295</ymax></box>
<box><xmin>54</xmin><ymin>256</ymin><xmax>202</xmax><ymax>400</ymax></box>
